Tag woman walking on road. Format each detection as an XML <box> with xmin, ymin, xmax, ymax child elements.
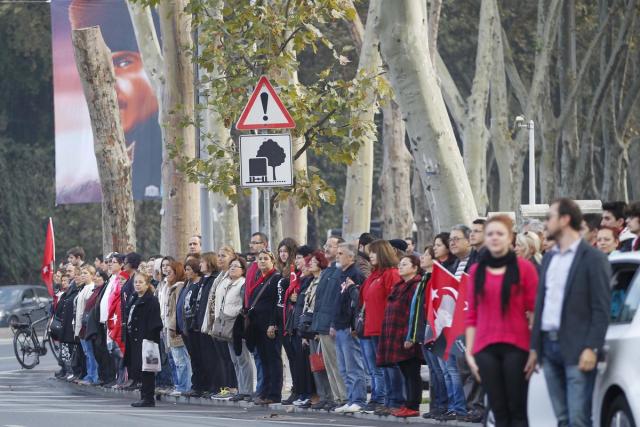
<box><xmin>124</xmin><ymin>272</ymin><xmax>163</xmax><ymax>407</ymax></box>
<box><xmin>465</xmin><ymin>215</ymin><xmax>539</xmax><ymax>427</ymax></box>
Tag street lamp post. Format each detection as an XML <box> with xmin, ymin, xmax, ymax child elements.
<box><xmin>516</xmin><ymin>117</ymin><xmax>535</xmax><ymax>205</ymax></box>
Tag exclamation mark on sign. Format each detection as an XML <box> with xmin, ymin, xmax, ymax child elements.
<box><xmin>261</xmin><ymin>92</ymin><xmax>269</xmax><ymax>121</ymax></box>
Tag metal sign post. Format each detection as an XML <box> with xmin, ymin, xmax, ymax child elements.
<box><xmin>263</xmin><ymin>188</ymin><xmax>271</xmax><ymax>246</ymax></box>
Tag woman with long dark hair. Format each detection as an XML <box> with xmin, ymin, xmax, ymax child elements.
<box><xmin>465</xmin><ymin>215</ymin><xmax>539</xmax><ymax>427</ymax></box>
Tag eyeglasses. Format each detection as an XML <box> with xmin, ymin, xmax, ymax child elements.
<box><xmin>250</xmin><ymin>241</ymin><xmax>264</xmax><ymax>245</ymax></box>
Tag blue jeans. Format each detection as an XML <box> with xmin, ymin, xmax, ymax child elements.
<box><xmin>444</xmin><ymin>352</ymin><xmax>467</xmax><ymax>414</ymax></box>
<box><xmin>370</xmin><ymin>336</ymin><xmax>405</xmax><ymax>408</ymax></box>
<box><xmin>80</xmin><ymin>339</ymin><xmax>98</xmax><ymax>383</ymax></box>
<box><xmin>107</xmin><ymin>341</ymin><xmax>125</xmax><ymax>385</ymax></box>
<box><xmin>360</xmin><ymin>337</ymin><xmax>385</xmax><ymax>404</ymax></box>
<box><xmin>423</xmin><ymin>346</ymin><xmax>448</xmax><ymax>412</ymax></box>
<box><xmin>253</xmin><ymin>350</ymin><xmax>264</xmax><ymax>396</ymax></box>
<box><xmin>335</xmin><ymin>329</ymin><xmax>367</xmax><ymax>406</ymax></box>
<box><xmin>542</xmin><ymin>335</ymin><xmax>596</xmax><ymax>427</ymax></box>
<box><xmin>170</xmin><ymin>345</ymin><xmax>192</xmax><ymax>393</ymax></box>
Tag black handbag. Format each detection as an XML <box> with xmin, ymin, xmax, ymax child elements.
<box><xmin>297</xmin><ymin>311</ymin><xmax>315</xmax><ymax>339</ymax></box>
<box><xmin>49</xmin><ymin>316</ymin><xmax>63</xmax><ymax>340</ymax></box>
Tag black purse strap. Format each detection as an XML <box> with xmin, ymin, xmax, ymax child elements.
<box><xmin>248</xmin><ymin>275</ymin><xmax>271</xmax><ymax>311</ymax></box>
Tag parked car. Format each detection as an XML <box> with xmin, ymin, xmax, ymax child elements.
<box><xmin>0</xmin><ymin>285</ymin><xmax>52</xmax><ymax>327</ymax></box>
<box><xmin>526</xmin><ymin>251</ymin><xmax>640</xmax><ymax>427</ymax></box>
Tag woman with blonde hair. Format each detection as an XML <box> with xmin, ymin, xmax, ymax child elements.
<box><xmin>515</xmin><ymin>232</ymin><xmax>542</xmax><ymax>269</ymax></box>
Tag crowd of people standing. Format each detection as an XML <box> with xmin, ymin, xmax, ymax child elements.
<box><xmin>48</xmin><ymin>198</ymin><xmax>640</xmax><ymax>425</ymax></box>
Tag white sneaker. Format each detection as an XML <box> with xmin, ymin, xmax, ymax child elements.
<box><xmin>169</xmin><ymin>390</ymin><xmax>182</xmax><ymax>397</ymax></box>
<box><xmin>347</xmin><ymin>403</ymin><xmax>362</xmax><ymax>413</ymax></box>
<box><xmin>333</xmin><ymin>403</ymin><xmax>351</xmax><ymax>413</ymax></box>
<box><xmin>293</xmin><ymin>398</ymin><xmax>310</xmax><ymax>406</ymax></box>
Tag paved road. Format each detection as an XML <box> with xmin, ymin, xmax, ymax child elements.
<box><xmin>0</xmin><ymin>329</ymin><xmax>443</xmax><ymax>427</ymax></box>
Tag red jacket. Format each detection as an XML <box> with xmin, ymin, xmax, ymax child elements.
<box><xmin>107</xmin><ymin>272</ymin><xmax>128</xmax><ymax>352</ymax></box>
<box><xmin>359</xmin><ymin>267</ymin><xmax>402</xmax><ymax>337</ymax></box>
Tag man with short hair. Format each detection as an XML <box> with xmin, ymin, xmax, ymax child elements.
<box><xmin>311</xmin><ymin>235</ymin><xmax>347</xmax><ymax>409</ymax></box>
<box><xmin>404</xmin><ymin>237</ymin><xmax>420</xmax><ymax>257</ymax></box>
<box><xmin>188</xmin><ymin>235</ymin><xmax>202</xmax><ymax>256</ymax></box>
<box><xmin>67</xmin><ymin>246</ymin><xmax>85</xmax><ymax>267</ymax></box>
<box><xmin>530</xmin><ymin>198</ymin><xmax>611</xmax><ymax>427</ymax></box>
<box><xmin>247</xmin><ymin>232</ymin><xmax>268</xmax><ymax>263</ymax></box>
<box><xmin>601</xmin><ymin>201</ymin><xmax>635</xmax><ymax>246</ymax></box>
<box><xmin>357</xmin><ymin>233</ymin><xmax>375</xmax><ymax>278</ymax></box>
<box><xmin>449</xmin><ymin>225</ymin><xmax>472</xmax><ymax>277</ymax></box>
<box><xmin>580</xmin><ymin>213</ymin><xmax>602</xmax><ymax>246</ymax></box>
<box><xmin>468</xmin><ymin>219</ymin><xmax>486</xmax><ymax>266</ymax></box>
<box><xmin>623</xmin><ymin>202</ymin><xmax>640</xmax><ymax>251</ymax></box>
<box><xmin>332</xmin><ymin>243</ymin><xmax>367</xmax><ymax>414</ymax></box>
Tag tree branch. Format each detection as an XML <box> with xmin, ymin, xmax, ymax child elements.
<box><xmin>126</xmin><ymin>1</ymin><xmax>164</xmax><ymax>95</ymax></box>
<box><xmin>294</xmin><ymin>108</ymin><xmax>337</xmax><ymax>160</ymax></box>
<box><xmin>501</xmin><ymin>28</ymin><xmax>528</xmax><ymax>111</ymax></box>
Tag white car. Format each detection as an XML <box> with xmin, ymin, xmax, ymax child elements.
<box><xmin>527</xmin><ymin>251</ymin><xmax>640</xmax><ymax>427</ymax></box>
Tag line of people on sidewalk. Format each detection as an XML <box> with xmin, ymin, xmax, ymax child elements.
<box><xmin>48</xmin><ymin>198</ymin><xmax>640</xmax><ymax>424</ymax></box>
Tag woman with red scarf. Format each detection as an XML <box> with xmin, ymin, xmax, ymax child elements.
<box><xmin>244</xmin><ymin>250</ymin><xmax>282</xmax><ymax>405</ymax></box>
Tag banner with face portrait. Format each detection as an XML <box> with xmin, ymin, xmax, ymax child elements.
<box><xmin>52</xmin><ymin>0</ymin><xmax>162</xmax><ymax>204</ymax></box>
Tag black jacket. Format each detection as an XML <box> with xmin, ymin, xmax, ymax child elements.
<box><xmin>244</xmin><ymin>271</ymin><xmax>281</xmax><ymax>351</ymax></box>
<box><xmin>120</xmin><ymin>274</ymin><xmax>135</xmax><ymax>324</ymax></box>
<box><xmin>183</xmin><ymin>279</ymin><xmax>202</xmax><ymax>332</ymax></box>
<box><xmin>195</xmin><ymin>274</ymin><xmax>217</xmax><ymax>330</ymax></box>
<box><xmin>123</xmin><ymin>291</ymin><xmax>163</xmax><ymax>376</ymax></box>
<box><xmin>310</xmin><ymin>264</ymin><xmax>343</xmax><ymax>335</ymax></box>
<box><xmin>333</xmin><ymin>263</ymin><xmax>366</xmax><ymax>330</ymax></box>
<box><xmin>56</xmin><ymin>284</ymin><xmax>79</xmax><ymax>344</ymax></box>
<box><xmin>85</xmin><ymin>283</ymin><xmax>109</xmax><ymax>341</ymax></box>
<box><xmin>530</xmin><ymin>240</ymin><xmax>612</xmax><ymax>364</ymax></box>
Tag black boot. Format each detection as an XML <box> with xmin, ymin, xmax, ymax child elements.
<box><xmin>131</xmin><ymin>400</ymin><xmax>155</xmax><ymax>407</ymax></box>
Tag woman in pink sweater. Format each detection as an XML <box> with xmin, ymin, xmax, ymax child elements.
<box><xmin>465</xmin><ymin>215</ymin><xmax>539</xmax><ymax>427</ymax></box>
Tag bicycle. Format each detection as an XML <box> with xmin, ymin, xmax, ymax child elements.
<box><xmin>12</xmin><ymin>304</ymin><xmax>62</xmax><ymax>369</ymax></box>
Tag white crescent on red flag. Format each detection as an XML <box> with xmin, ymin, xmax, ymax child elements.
<box><xmin>40</xmin><ymin>218</ymin><xmax>55</xmax><ymax>297</ymax></box>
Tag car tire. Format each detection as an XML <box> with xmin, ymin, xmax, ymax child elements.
<box><xmin>606</xmin><ymin>394</ymin><xmax>636</xmax><ymax>427</ymax></box>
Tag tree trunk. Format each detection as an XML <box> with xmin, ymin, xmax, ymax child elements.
<box><xmin>341</xmin><ymin>0</ymin><xmax>382</xmax><ymax>243</ymax></box>
<box><xmin>376</xmin><ymin>0</ymin><xmax>478</xmax><ymax>231</ymax></box>
<box><xmin>428</xmin><ymin>0</ymin><xmax>442</xmax><ymax>62</ymax></box>
<box><xmin>158</xmin><ymin>0</ymin><xmax>200</xmax><ymax>258</ymax></box>
<box><xmin>72</xmin><ymin>27</ymin><xmax>136</xmax><ymax>255</ymax></box>
<box><xmin>379</xmin><ymin>99</ymin><xmax>413</xmax><ymax>239</ymax></box>
<box><xmin>411</xmin><ymin>170</ymin><xmax>433</xmax><ymax>250</ymax></box>
<box><xmin>462</xmin><ymin>0</ymin><xmax>495</xmax><ymax>214</ymax></box>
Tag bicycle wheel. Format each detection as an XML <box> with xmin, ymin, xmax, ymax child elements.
<box><xmin>47</xmin><ymin>337</ymin><xmax>62</xmax><ymax>364</ymax></box>
<box><xmin>13</xmin><ymin>329</ymin><xmax>39</xmax><ymax>369</ymax></box>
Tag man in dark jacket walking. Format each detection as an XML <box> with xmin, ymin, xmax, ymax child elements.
<box><xmin>529</xmin><ymin>198</ymin><xmax>611</xmax><ymax>427</ymax></box>
<box><xmin>310</xmin><ymin>235</ymin><xmax>345</xmax><ymax>408</ymax></box>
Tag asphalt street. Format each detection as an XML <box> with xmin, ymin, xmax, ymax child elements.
<box><xmin>0</xmin><ymin>328</ymin><xmax>445</xmax><ymax>427</ymax></box>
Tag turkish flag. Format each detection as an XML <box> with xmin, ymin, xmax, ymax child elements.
<box><xmin>425</xmin><ymin>261</ymin><xmax>464</xmax><ymax>359</ymax></box>
<box><xmin>282</xmin><ymin>264</ymin><xmax>300</xmax><ymax>335</ymax></box>
<box><xmin>40</xmin><ymin>218</ymin><xmax>55</xmax><ymax>297</ymax></box>
<box><xmin>442</xmin><ymin>272</ymin><xmax>469</xmax><ymax>359</ymax></box>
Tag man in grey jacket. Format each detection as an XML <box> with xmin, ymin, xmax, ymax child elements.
<box><xmin>528</xmin><ymin>198</ymin><xmax>611</xmax><ymax>427</ymax></box>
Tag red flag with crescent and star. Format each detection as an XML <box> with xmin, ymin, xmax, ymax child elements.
<box><xmin>425</xmin><ymin>262</ymin><xmax>468</xmax><ymax>359</ymax></box>
<box><xmin>40</xmin><ymin>218</ymin><xmax>55</xmax><ymax>297</ymax></box>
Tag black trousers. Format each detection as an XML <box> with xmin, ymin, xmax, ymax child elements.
<box><xmin>211</xmin><ymin>337</ymin><xmax>237</xmax><ymax>389</ymax></box>
<box><xmin>94</xmin><ymin>326</ymin><xmax>115</xmax><ymax>383</ymax></box>
<box><xmin>291</xmin><ymin>334</ymin><xmax>314</xmax><ymax>397</ymax></box>
<box><xmin>71</xmin><ymin>341</ymin><xmax>86</xmax><ymax>378</ymax></box>
<box><xmin>398</xmin><ymin>358</ymin><xmax>422</xmax><ymax>410</ymax></box>
<box><xmin>255</xmin><ymin>331</ymin><xmax>283</xmax><ymax>401</ymax></box>
<box><xmin>140</xmin><ymin>371</ymin><xmax>155</xmax><ymax>403</ymax></box>
<box><xmin>282</xmin><ymin>334</ymin><xmax>298</xmax><ymax>395</ymax></box>
<box><xmin>183</xmin><ymin>332</ymin><xmax>204</xmax><ymax>392</ymax></box>
<box><xmin>475</xmin><ymin>344</ymin><xmax>529</xmax><ymax>427</ymax></box>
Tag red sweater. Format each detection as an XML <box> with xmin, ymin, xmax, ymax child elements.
<box><xmin>466</xmin><ymin>257</ymin><xmax>538</xmax><ymax>354</ymax></box>
<box><xmin>359</xmin><ymin>268</ymin><xmax>401</xmax><ymax>337</ymax></box>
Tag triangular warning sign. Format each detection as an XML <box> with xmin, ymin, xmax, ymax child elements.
<box><xmin>236</xmin><ymin>76</ymin><xmax>296</xmax><ymax>130</ymax></box>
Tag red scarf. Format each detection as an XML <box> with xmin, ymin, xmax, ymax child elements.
<box><xmin>245</xmin><ymin>267</ymin><xmax>276</xmax><ymax>306</ymax></box>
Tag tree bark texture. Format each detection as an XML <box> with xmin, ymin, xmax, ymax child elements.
<box><xmin>377</xmin><ymin>0</ymin><xmax>478</xmax><ymax>231</ymax></box>
<box><xmin>462</xmin><ymin>0</ymin><xmax>495</xmax><ymax>214</ymax></box>
<box><xmin>72</xmin><ymin>27</ymin><xmax>136</xmax><ymax>255</ymax></box>
<box><xmin>341</xmin><ymin>0</ymin><xmax>382</xmax><ymax>243</ymax></box>
<box><xmin>379</xmin><ymin>99</ymin><xmax>413</xmax><ymax>239</ymax></box>
<box><xmin>158</xmin><ymin>0</ymin><xmax>200</xmax><ymax>258</ymax></box>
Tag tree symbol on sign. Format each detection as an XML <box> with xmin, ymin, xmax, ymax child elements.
<box><xmin>256</xmin><ymin>138</ymin><xmax>286</xmax><ymax>181</ymax></box>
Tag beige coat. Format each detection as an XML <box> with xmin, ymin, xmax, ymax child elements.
<box><xmin>165</xmin><ymin>281</ymin><xmax>185</xmax><ymax>348</ymax></box>
<box><xmin>202</xmin><ymin>271</ymin><xmax>228</xmax><ymax>336</ymax></box>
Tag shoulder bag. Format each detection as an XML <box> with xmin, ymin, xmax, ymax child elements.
<box><xmin>212</xmin><ymin>287</ymin><xmax>235</xmax><ymax>342</ymax></box>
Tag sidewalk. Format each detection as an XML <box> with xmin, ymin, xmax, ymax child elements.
<box><xmin>59</xmin><ymin>377</ymin><xmax>477</xmax><ymax>426</ymax></box>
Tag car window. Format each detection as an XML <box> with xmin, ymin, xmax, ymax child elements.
<box><xmin>0</xmin><ymin>289</ymin><xmax>20</xmax><ymax>305</ymax></box>
<box><xmin>34</xmin><ymin>288</ymin><xmax>50</xmax><ymax>299</ymax></box>
<box><xmin>610</xmin><ymin>263</ymin><xmax>640</xmax><ymax>324</ymax></box>
<box><xmin>21</xmin><ymin>289</ymin><xmax>35</xmax><ymax>303</ymax></box>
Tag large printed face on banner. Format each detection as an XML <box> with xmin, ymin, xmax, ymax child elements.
<box><xmin>52</xmin><ymin>0</ymin><xmax>161</xmax><ymax>204</ymax></box>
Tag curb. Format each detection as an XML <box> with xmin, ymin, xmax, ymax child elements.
<box><xmin>56</xmin><ymin>378</ymin><xmax>477</xmax><ymax>426</ymax></box>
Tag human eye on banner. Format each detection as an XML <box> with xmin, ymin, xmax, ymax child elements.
<box><xmin>52</xmin><ymin>0</ymin><xmax>162</xmax><ymax>204</ymax></box>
